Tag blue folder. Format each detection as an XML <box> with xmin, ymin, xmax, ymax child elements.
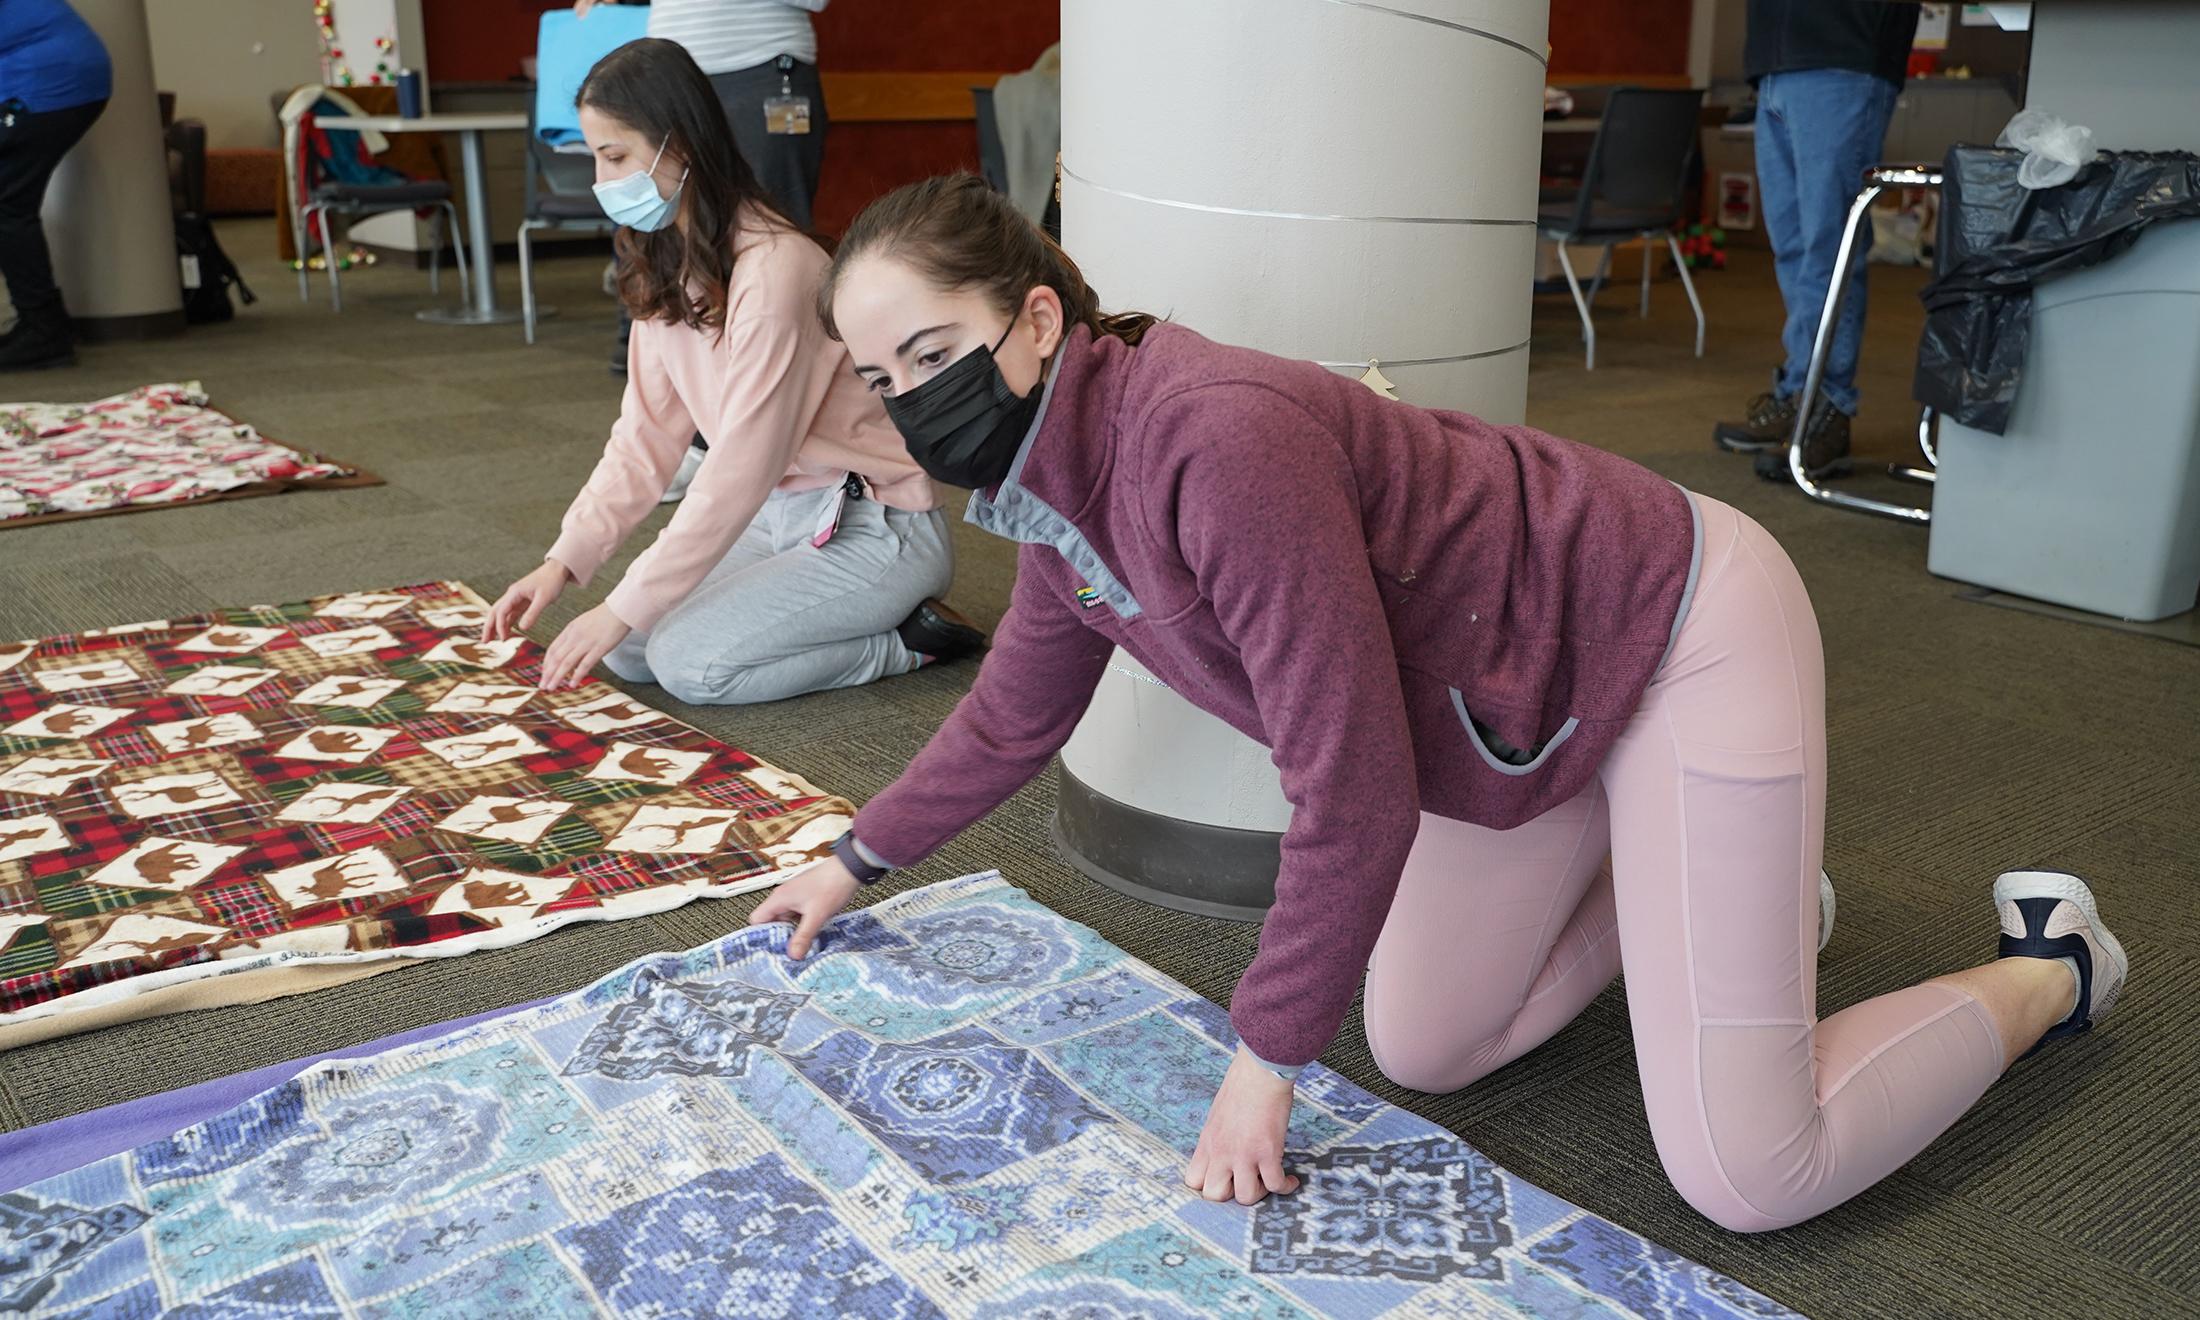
<box><xmin>533</xmin><ymin>5</ymin><xmax>651</xmax><ymax>145</ymax></box>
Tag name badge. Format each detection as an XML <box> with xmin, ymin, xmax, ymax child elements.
<box><xmin>766</xmin><ymin>58</ymin><xmax>812</xmax><ymax>135</ymax></box>
<box><xmin>764</xmin><ymin>94</ymin><xmax>812</xmax><ymax>135</ymax></box>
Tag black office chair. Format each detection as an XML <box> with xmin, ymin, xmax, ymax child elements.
<box><xmin>519</xmin><ymin>116</ymin><xmax>616</xmax><ymax>345</ymax></box>
<box><xmin>1538</xmin><ymin>86</ymin><xmax>1709</xmax><ymax>369</ymax></box>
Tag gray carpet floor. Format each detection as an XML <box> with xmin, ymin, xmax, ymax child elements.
<box><xmin>2</xmin><ymin>226</ymin><xmax>2195</xmax><ymax>1319</ymax></box>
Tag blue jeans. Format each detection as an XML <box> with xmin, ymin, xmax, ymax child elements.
<box><xmin>1755</xmin><ymin>68</ymin><xmax>1898</xmax><ymax>416</ymax></box>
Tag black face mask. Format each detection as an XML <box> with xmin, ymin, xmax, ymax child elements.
<box><xmin>880</xmin><ymin>316</ymin><xmax>1042</xmax><ymax>490</ymax></box>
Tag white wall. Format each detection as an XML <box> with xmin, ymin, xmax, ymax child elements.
<box><xmin>146</xmin><ymin>0</ymin><xmax>426</xmax><ymax>151</ymax></box>
<box><xmin>147</xmin><ymin>1</ymin><xmax>324</xmax><ymax>150</ymax></box>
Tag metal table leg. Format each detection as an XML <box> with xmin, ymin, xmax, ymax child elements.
<box><xmin>420</xmin><ymin>128</ymin><xmax>522</xmax><ymax>326</ymax></box>
<box><xmin>1784</xmin><ymin>165</ymin><xmax>1941</xmax><ymax>524</ymax></box>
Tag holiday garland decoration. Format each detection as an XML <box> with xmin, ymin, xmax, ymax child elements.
<box><xmin>312</xmin><ymin>0</ymin><xmax>396</xmax><ymax>88</ymax></box>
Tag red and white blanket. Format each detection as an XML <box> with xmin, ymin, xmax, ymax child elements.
<box><xmin>1</xmin><ymin>382</ymin><xmax>377</xmax><ymax>527</ymax></box>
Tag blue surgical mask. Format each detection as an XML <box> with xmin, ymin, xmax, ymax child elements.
<box><xmin>593</xmin><ymin>138</ymin><xmax>686</xmax><ymax>232</ymax></box>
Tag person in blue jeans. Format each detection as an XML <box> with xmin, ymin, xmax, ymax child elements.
<box><xmin>1713</xmin><ymin>0</ymin><xmax>1918</xmax><ymax>480</ymax></box>
<box><xmin>0</xmin><ymin>0</ymin><xmax>111</xmax><ymax>371</ymax></box>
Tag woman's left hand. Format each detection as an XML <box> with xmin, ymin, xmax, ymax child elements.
<box><xmin>1184</xmin><ymin>1044</ymin><xmax>1302</xmax><ymax>1206</ymax></box>
<box><xmin>538</xmin><ymin>603</ymin><xmax>631</xmax><ymax>691</ymax></box>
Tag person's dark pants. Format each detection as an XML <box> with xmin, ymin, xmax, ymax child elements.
<box><xmin>615</xmin><ymin>57</ymin><xmax>828</xmax><ymax>364</ymax></box>
<box><xmin>710</xmin><ymin>56</ymin><xmax>828</xmax><ymax>231</ymax></box>
<box><xmin>0</xmin><ymin>98</ymin><xmax>108</xmax><ymax>328</ymax></box>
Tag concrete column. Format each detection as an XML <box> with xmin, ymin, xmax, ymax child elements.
<box><xmin>43</xmin><ymin>0</ymin><xmax>186</xmax><ymax>339</ymax></box>
<box><xmin>1053</xmin><ymin>0</ymin><xmax>1549</xmax><ymax>917</ymax></box>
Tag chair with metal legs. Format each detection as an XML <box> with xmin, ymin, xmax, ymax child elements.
<box><xmin>1537</xmin><ymin>86</ymin><xmax>1708</xmax><ymax>370</ymax></box>
<box><xmin>281</xmin><ymin>99</ymin><xmax>468</xmax><ymax>314</ymax></box>
<box><xmin>294</xmin><ymin>184</ymin><xmax>469</xmax><ymax>314</ymax></box>
<box><xmin>518</xmin><ymin>120</ymin><xmax>614</xmax><ymax>345</ymax></box>
<box><xmin>1781</xmin><ymin>163</ymin><xmax>1943</xmax><ymax>523</ymax></box>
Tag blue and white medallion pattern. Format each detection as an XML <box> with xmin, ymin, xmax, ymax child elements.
<box><xmin>561</xmin><ymin>967</ymin><xmax>806</xmax><ymax>1081</ymax></box>
<box><xmin>2</xmin><ymin>873</ymin><xmax>1802</xmax><ymax>1317</ymax></box>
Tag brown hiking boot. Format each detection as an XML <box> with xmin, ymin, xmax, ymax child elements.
<box><xmin>1755</xmin><ymin>401</ymin><xmax>1853</xmax><ymax>482</ymax></box>
<box><xmin>1713</xmin><ymin>392</ymin><xmax>1798</xmax><ymax>453</ymax></box>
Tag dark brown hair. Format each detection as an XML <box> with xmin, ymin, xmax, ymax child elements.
<box><xmin>817</xmin><ymin>174</ymin><xmax>1157</xmax><ymax>348</ymax></box>
<box><xmin>577</xmin><ymin>38</ymin><xmax>795</xmax><ymax>334</ymax></box>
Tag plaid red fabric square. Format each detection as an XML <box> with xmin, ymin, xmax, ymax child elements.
<box><xmin>0</xmin><ymin>582</ymin><xmax>853</xmax><ymax>1048</ymax></box>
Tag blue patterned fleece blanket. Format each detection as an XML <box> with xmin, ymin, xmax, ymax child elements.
<box><xmin>2</xmin><ymin>873</ymin><xmax>1801</xmax><ymax>1318</ymax></box>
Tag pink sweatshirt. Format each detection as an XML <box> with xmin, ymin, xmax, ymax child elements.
<box><xmin>546</xmin><ymin>215</ymin><xmax>937</xmax><ymax>633</ymax></box>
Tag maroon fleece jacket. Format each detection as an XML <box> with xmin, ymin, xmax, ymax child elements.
<box><xmin>853</xmin><ymin>324</ymin><xmax>1696</xmax><ymax>1067</ymax></box>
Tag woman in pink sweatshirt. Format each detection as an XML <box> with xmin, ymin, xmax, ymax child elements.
<box><xmin>751</xmin><ymin>176</ymin><xmax>2130</xmax><ymax>1232</ymax></box>
<box><xmin>483</xmin><ymin>39</ymin><xmax>984</xmax><ymax>703</ymax></box>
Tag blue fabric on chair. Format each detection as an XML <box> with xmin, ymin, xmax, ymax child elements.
<box><xmin>534</xmin><ymin>7</ymin><xmax>651</xmax><ymax>146</ymax></box>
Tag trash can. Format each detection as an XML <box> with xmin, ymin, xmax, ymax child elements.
<box><xmin>1927</xmin><ymin>219</ymin><xmax>2200</xmax><ymax>621</ymax></box>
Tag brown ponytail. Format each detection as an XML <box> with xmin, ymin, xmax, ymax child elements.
<box><xmin>817</xmin><ymin>174</ymin><xmax>1157</xmax><ymax>347</ymax></box>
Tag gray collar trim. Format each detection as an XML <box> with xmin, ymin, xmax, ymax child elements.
<box><xmin>964</xmin><ymin>350</ymin><xmax>1144</xmax><ymax>620</ymax></box>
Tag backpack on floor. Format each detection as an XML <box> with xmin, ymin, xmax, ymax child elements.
<box><xmin>175</xmin><ymin>213</ymin><xmax>255</xmax><ymax>324</ymax></box>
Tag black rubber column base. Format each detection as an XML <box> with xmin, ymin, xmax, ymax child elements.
<box><xmin>1050</xmin><ymin>761</ymin><xmax>1282</xmax><ymax>923</ymax></box>
<box><xmin>72</xmin><ymin>309</ymin><xmax>187</xmax><ymax>343</ymax></box>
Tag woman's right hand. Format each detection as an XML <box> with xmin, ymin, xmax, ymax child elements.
<box><xmin>573</xmin><ymin>0</ymin><xmax>610</xmax><ymax>17</ymax></box>
<box><xmin>748</xmin><ymin>856</ymin><xmax>861</xmax><ymax>959</ymax></box>
<box><xmin>484</xmin><ymin>561</ymin><xmax>570</xmax><ymax>643</ymax></box>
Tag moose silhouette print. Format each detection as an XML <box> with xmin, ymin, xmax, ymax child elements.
<box><xmin>313</xmin><ymin>592</ymin><xmax>413</xmax><ymax>620</ymax></box>
<box><xmin>111</xmin><ymin>771</ymin><xmax>246</xmax><ymax>820</ymax></box>
<box><xmin>437</xmin><ymin>794</ymin><xmax>576</xmax><ymax>845</ymax></box>
<box><xmin>0</xmin><ymin>813</ymin><xmax>68</xmax><ymax>863</ymax></box>
<box><xmin>174</xmin><ymin>625</ymin><xmax>286</xmax><ymax>655</ymax></box>
<box><xmin>423</xmin><ymin>636</ymin><xmax>523</xmax><ymax>670</ymax></box>
<box><xmin>29</xmin><ymin>659</ymin><xmax>140</xmax><ymax>694</ymax></box>
<box><xmin>419</xmin><ymin>724</ymin><xmax>544</xmax><ymax>771</ymax></box>
<box><xmin>421</xmin><ymin>603</ymin><xmax>490</xmax><ymax>631</ymax></box>
<box><xmin>163</xmin><ymin>664</ymin><xmax>280</xmax><ymax>698</ymax></box>
<box><xmin>3</xmin><ymin>703</ymin><xmax>131</xmax><ymax>741</ymax></box>
<box><xmin>263</xmin><ymin>847</ymin><xmax>410</xmax><ymax>908</ymax></box>
<box><xmin>298</xmin><ymin>625</ymin><xmax>400</xmax><ymax>659</ymax></box>
<box><xmin>56</xmin><ymin>912</ymin><xmax>229</xmax><ymax>971</ymax></box>
<box><xmin>0</xmin><ymin>756</ymin><xmax>116</xmax><ymax>797</ymax></box>
<box><xmin>606</xmin><ymin>804</ymin><xmax>741</xmax><ymax>855</ymax></box>
<box><xmin>273</xmin><ymin>725</ymin><xmax>397</xmax><ymax>764</ymax></box>
<box><xmin>426</xmin><ymin>867</ymin><xmax>574</xmax><ymax>926</ymax></box>
<box><xmin>427</xmin><ymin>682</ymin><xmax>536</xmax><ymax>716</ymax></box>
<box><xmin>585</xmin><ymin>740</ymin><xmax>709</xmax><ymax>787</ymax></box>
<box><xmin>291</xmin><ymin>674</ymin><xmax>407</xmax><ymax>708</ymax></box>
<box><xmin>145</xmin><ymin>713</ymin><xmax>261</xmax><ymax>756</ymax></box>
<box><xmin>557</xmin><ymin>690</ymin><xmax>666</xmax><ymax>735</ymax></box>
<box><xmin>87</xmin><ymin>837</ymin><xmax>245</xmax><ymax>892</ymax></box>
<box><xmin>277</xmin><ymin>781</ymin><xmax>410</xmax><ymax>825</ymax></box>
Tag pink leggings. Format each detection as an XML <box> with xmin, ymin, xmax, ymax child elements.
<box><xmin>1363</xmin><ymin>494</ymin><xmax>2007</xmax><ymax>1232</ymax></box>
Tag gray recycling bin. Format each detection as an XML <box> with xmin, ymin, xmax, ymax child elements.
<box><xmin>1928</xmin><ymin>220</ymin><xmax>2200</xmax><ymax>621</ymax></box>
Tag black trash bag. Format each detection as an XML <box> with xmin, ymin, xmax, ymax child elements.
<box><xmin>1914</xmin><ymin>144</ymin><xmax>2200</xmax><ymax>434</ymax></box>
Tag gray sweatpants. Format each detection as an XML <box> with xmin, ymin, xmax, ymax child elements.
<box><xmin>604</xmin><ymin>485</ymin><xmax>951</xmax><ymax>706</ymax></box>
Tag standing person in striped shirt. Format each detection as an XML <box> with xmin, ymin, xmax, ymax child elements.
<box><xmin>576</xmin><ymin>0</ymin><xmax>830</xmax><ymax>229</ymax></box>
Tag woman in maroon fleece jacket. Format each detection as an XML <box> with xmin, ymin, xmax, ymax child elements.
<box><xmin>750</xmin><ymin>176</ymin><xmax>2128</xmax><ymax>1231</ymax></box>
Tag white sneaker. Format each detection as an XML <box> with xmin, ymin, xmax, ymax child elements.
<box><xmin>1818</xmin><ymin>868</ymin><xmax>1836</xmax><ymax>956</ymax></box>
<box><xmin>660</xmin><ymin>442</ymin><xmax>705</xmax><ymax>504</ymax></box>
<box><xmin>1994</xmin><ymin>869</ymin><xmax>2128</xmax><ymax>1050</ymax></box>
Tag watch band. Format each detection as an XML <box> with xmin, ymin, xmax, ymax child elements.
<box><xmin>831</xmin><ymin>830</ymin><xmax>890</xmax><ymax>885</ymax></box>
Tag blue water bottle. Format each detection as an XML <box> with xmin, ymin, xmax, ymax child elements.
<box><xmin>396</xmin><ymin>69</ymin><xmax>424</xmax><ymax>119</ymax></box>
